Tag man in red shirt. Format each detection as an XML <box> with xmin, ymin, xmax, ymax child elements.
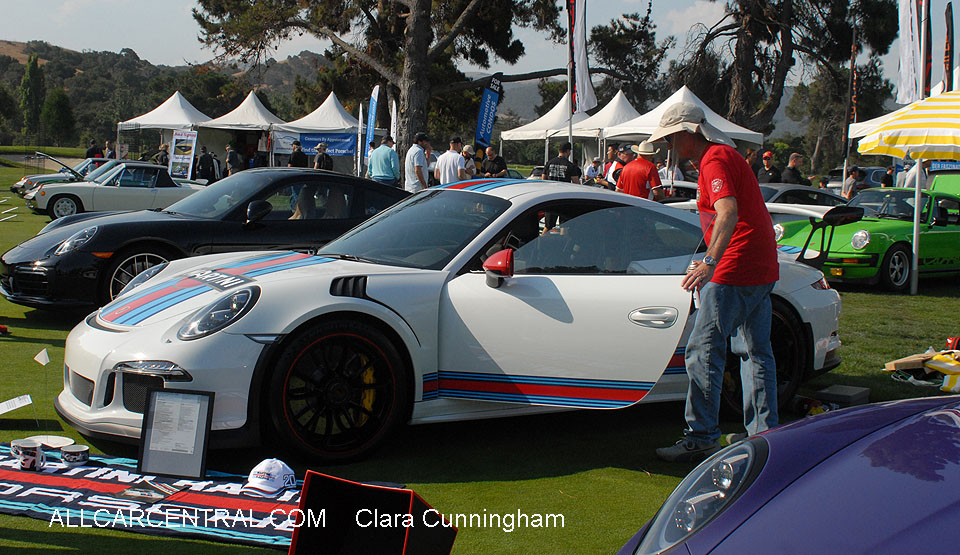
<box><xmin>649</xmin><ymin>102</ymin><xmax>780</xmax><ymax>463</ymax></box>
<box><xmin>616</xmin><ymin>141</ymin><xmax>663</xmax><ymax>200</ymax></box>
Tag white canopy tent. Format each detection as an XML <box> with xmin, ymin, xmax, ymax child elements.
<box><xmin>555</xmin><ymin>90</ymin><xmax>641</xmax><ymax>139</ymax></box>
<box><xmin>118</xmin><ymin>91</ymin><xmax>211</xmax><ymax>131</ymax></box>
<box><xmin>603</xmin><ymin>86</ymin><xmax>764</xmax><ymax>145</ymax></box>
<box><xmin>200</xmin><ymin>91</ymin><xmax>286</xmax><ymax>131</ymax></box>
<box><xmin>276</xmin><ymin>92</ymin><xmax>359</xmax><ymax>133</ymax></box>
<box><xmin>500</xmin><ymin>92</ymin><xmax>590</xmax><ymax>163</ymax></box>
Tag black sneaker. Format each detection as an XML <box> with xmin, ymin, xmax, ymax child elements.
<box><xmin>655</xmin><ymin>437</ymin><xmax>721</xmax><ymax>463</ymax></box>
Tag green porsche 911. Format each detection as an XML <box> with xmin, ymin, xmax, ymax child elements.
<box><xmin>775</xmin><ymin>187</ymin><xmax>960</xmax><ymax>292</ymax></box>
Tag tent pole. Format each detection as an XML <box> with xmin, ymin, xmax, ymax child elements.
<box><xmin>911</xmin><ymin>163</ymin><xmax>922</xmax><ymax>295</ymax></box>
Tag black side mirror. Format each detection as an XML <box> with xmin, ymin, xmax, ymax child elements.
<box><xmin>933</xmin><ymin>206</ymin><xmax>950</xmax><ymax>227</ymax></box>
<box><xmin>246</xmin><ymin>200</ymin><xmax>272</xmax><ymax>224</ymax></box>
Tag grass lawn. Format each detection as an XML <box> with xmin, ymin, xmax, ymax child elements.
<box><xmin>0</xmin><ymin>163</ymin><xmax>958</xmax><ymax>553</ymax></box>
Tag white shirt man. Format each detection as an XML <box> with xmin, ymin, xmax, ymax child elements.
<box><xmin>404</xmin><ymin>133</ymin><xmax>431</xmax><ymax>193</ymax></box>
<box><xmin>435</xmin><ymin>136</ymin><xmax>470</xmax><ymax>185</ymax></box>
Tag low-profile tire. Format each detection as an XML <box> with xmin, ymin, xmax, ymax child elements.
<box><xmin>879</xmin><ymin>244</ymin><xmax>911</xmax><ymax>292</ymax></box>
<box><xmin>721</xmin><ymin>297</ymin><xmax>807</xmax><ymax>418</ymax></box>
<box><xmin>48</xmin><ymin>195</ymin><xmax>83</xmax><ymax>219</ymax></box>
<box><xmin>101</xmin><ymin>247</ymin><xmax>177</xmax><ymax>303</ymax></box>
<box><xmin>267</xmin><ymin>320</ymin><xmax>411</xmax><ymax>462</ymax></box>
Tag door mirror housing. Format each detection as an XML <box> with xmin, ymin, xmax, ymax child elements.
<box><xmin>482</xmin><ymin>249</ymin><xmax>514</xmax><ymax>288</ymax></box>
<box><xmin>246</xmin><ymin>200</ymin><xmax>273</xmax><ymax>224</ymax></box>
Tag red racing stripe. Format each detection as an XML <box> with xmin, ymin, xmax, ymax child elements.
<box><xmin>437</xmin><ymin>379</ymin><xmax>645</xmax><ymax>402</ymax></box>
<box><xmin>0</xmin><ymin>469</ymin><xmax>129</xmax><ymax>494</ymax></box>
<box><xmin>444</xmin><ymin>179</ymin><xmax>499</xmax><ymax>190</ymax></box>
<box><xmin>220</xmin><ymin>253</ymin><xmax>309</xmax><ymax>276</ymax></box>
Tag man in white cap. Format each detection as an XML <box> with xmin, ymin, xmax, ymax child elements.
<box><xmin>650</xmin><ymin>102</ymin><xmax>779</xmax><ymax>463</ymax></box>
<box><xmin>616</xmin><ymin>141</ymin><xmax>662</xmax><ymax>200</ymax></box>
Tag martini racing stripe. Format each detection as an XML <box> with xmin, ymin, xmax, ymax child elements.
<box><xmin>439</xmin><ymin>179</ymin><xmax>528</xmax><ymax>192</ymax></box>
<box><xmin>437</xmin><ymin>370</ymin><xmax>653</xmax><ymax>408</ymax></box>
<box><xmin>100</xmin><ymin>252</ymin><xmax>333</xmax><ymax>326</ymax></box>
<box><xmin>663</xmin><ymin>348</ymin><xmax>687</xmax><ymax>375</ymax></box>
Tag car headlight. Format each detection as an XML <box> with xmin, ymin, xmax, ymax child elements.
<box><xmin>54</xmin><ymin>226</ymin><xmax>98</xmax><ymax>255</ymax></box>
<box><xmin>773</xmin><ymin>224</ymin><xmax>784</xmax><ymax>241</ymax></box>
<box><xmin>114</xmin><ymin>360</ymin><xmax>192</xmax><ymax>382</ymax></box>
<box><xmin>851</xmin><ymin>229</ymin><xmax>870</xmax><ymax>250</ymax></box>
<box><xmin>117</xmin><ymin>262</ymin><xmax>168</xmax><ymax>297</ymax></box>
<box><xmin>635</xmin><ymin>441</ymin><xmax>767</xmax><ymax>554</ymax></box>
<box><xmin>177</xmin><ymin>286</ymin><xmax>260</xmax><ymax>340</ymax></box>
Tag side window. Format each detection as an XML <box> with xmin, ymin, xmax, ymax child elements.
<box><xmin>262</xmin><ymin>182</ymin><xmax>354</xmax><ymax>221</ymax></box>
<box><xmin>778</xmin><ymin>190</ymin><xmax>816</xmax><ymax>205</ymax></box>
<box><xmin>118</xmin><ymin>168</ymin><xmax>153</xmax><ymax>188</ymax></box>
<box><xmin>509</xmin><ymin>205</ymin><xmax>700</xmax><ymax>275</ymax></box>
<box><xmin>937</xmin><ymin>198</ymin><xmax>960</xmax><ymax>225</ymax></box>
<box><xmin>362</xmin><ymin>188</ymin><xmax>404</xmax><ymax>217</ymax></box>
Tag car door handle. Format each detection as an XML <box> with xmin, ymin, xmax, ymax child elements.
<box><xmin>628</xmin><ymin>307</ymin><xmax>679</xmax><ymax>328</ymax></box>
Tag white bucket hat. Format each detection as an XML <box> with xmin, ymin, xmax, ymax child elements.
<box><xmin>241</xmin><ymin>458</ymin><xmax>297</xmax><ymax>497</ymax></box>
<box><xmin>648</xmin><ymin>102</ymin><xmax>735</xmax><ymax>147</ymax></box>
<box><xmin>631</xmin><ymin>140</ymin><xmax>660</xmax><ymax>156</ymax></box>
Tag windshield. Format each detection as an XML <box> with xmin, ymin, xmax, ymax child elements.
<box><xmin>760</xmin><ymin>186</ymin><xmax>777</xmax><ymax>201</ymax></box>
<box><xmin>320</xmin><ymin>189</ymin><xmax>511</xmax><ymax>270</ymax></box>
<box><xmin>85</xmin><ymin>160</ymin><xmax>122</xmax><ymax>182</ymax></box>
<box><xmin>848</xmin><ymin>189</ymin><xmax>929</xmax><ymax>221</ymax></box>
<box><xmin>163</xmin><ymin>172</ymin><xmax>268</xmax><ymax>218</ymax></box>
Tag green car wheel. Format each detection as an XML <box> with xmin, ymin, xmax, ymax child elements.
<box><xmin>879</xmin><ymin>244</ymin><xmax>911</xmax><ymax>292</ymax></box>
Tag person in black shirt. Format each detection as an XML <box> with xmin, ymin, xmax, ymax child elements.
<box><xmin>780</xmin><ymin>152</ymin><xmax>811</xmax><ymax>185</ymax></box>
<box><xmin>84</xmin><ymin>139</ymin><xmax>103</xmax><ymax>159</ymax></box>
<box><xmin>288</xmin><ymin>140</ymin><xmax>308</xmax><ymax>167</ymax></box>
<box><xmin>881</xmin><ymin>165</ymin><xmax>895</xmax><ymax>187</ymax></box>
<box><xmin>314</xmin><ymin>142</ymin><xmax>334</xmax><ymax>170</ymax></box>
<box><xmin>197</xmin><ymin>145</ymin><xmax>216</xmax><ymax>182</ymax></box>
<box><xmin>756</xmin><ymin>150</ymin><xmax>781</xmax><ymax>183</ymax></box>
<box><xmin>481</xmin><ymin>146</ymin><xmax>508</xmax><ymax>178</ymax></box>
<box><xmin>544</xmin><ymin>142</ymin><xmax>582</xmax><ymax>183</ymax></box>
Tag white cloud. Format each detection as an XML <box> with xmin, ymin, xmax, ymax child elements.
<box><xmin>661</xmin><ymin>1</ymin><xmax>728</xmax><ymax>41</ymax></box>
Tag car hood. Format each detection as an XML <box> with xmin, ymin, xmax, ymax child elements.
<box><xmin>96</xmin><ymin>251</ymin><xmax>423</xmax><ymax>329</ymax></box>
<box><xmin>9</xmin><ymin>210</ymin><xmax>189</xmax><ymax>259</ymax></box>
<box><xmin>704</xmin><ymin>396</ymin><xmax>960</xmax><ymax>554</ymax></box>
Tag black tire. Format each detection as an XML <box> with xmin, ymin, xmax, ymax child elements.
<box><xmin>267</xmin><ymin>320</ymin><xmax>411</xmax><ymax>462</ymax></box>
<box><xmin>879</xmin><ymin>244</ymin><xmax>911</xmax><ymax>292</ymax></box>
<box><xmin>48</xmin><ymin>195</ymin><xmax>83</xmax><ymax>219</ymax></box>
<box><xmin>101</xmin><ymin>247</ymin><xmax>177</xmax><ymax>303</ymax></box>
<box><xmin>721</xmin><ymin>297</ymin><xmax>807</xmax><ymax>417</ymax></box>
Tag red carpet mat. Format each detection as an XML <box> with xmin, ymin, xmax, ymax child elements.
<box><xmin>0</xmin><ymin>443</ymin><xmax>299</xmax><ymax>549</ymax></box>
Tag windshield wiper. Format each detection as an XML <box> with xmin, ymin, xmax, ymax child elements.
<box><xmin>315</xmin><ymin>253</ymin><xmax>381</xmax><ymax>264</ymax></box>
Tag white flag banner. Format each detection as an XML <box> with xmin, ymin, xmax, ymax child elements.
<box><xmin>34</xmin><ymin>348</ymin><xmax>50</xmax><ymax>366</ymax></box>
<box><xmin>0</xmin><ymin>394</ymin><xmax>32</xmax><ymax>416</ymax></box>
<box><xmin>573</xmin><ymin>0</ymin><xmax>597</xmax><ymax>113</ymax></box>
<box><xmin>390</xmin><ymin>100</ymin><xmax>398</xmax><ymax>147</ymax></box>
<box><xmin>898</xmin><ymin>0</ymin><xmax>922</xmax><ymax>104</ymax></box>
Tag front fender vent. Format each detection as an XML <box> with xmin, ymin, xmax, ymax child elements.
<box><xmin>330</xmin><ymin>276</ymin><xmax>368</xmax><ymax>298</ymax></box>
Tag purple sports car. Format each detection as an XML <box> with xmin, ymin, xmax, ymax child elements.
<box><xmin>621</xmin><ymin>395</ymin><xmax>960</xmax><ymax>554</ymax></box>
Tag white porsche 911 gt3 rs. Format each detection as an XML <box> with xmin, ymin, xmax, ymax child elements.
<box><xmin>57</xmin><ymin>179</ymin><xmax>843</xmax><ymax>461</ymax></box>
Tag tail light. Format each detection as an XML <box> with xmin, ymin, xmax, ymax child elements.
<box><xmin>812</xmin><ymin>277</ymin><xmax>830</xmax><ymax>290</ymax></box>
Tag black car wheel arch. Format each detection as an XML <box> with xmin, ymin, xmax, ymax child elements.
<box><xmin>100</xmin><ymin>245</ymin><xmax>181</xmax><ymax>303</ymax></box>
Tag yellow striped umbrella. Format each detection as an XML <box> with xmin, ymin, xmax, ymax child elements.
<box><xmin>858</xmin><ymin>90</ymin><xmax>960</xmax><ymax>159</ymax></box>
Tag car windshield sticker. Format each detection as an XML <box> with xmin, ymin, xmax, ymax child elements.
<box><xmin>100</xmin><ymin>252</ymin><xmax>333</xmax><ymax>326</ymax></box>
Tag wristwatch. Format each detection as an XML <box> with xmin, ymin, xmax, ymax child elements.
<box><xmin>702</xmin><ymin>255</ymin><xmax>717</xmax><ymax>266</ymax></box>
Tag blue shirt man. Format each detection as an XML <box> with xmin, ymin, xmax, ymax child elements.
<box><xmin>368</xmin><ymin>136</ymin><xmax>401</xmax><ymax>186</ymax></box>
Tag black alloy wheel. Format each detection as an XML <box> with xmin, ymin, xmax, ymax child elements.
<box><xmin>879</xmin><ymin>244</ymin><xmax>911</xmax><ymax>292</ymax></box>
<box><xmin>268</xmin><ymin>320</ymin><xmax>411</xmax><ymax>462</ymax></box>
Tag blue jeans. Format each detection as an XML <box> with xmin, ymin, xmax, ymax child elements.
<box><xmin>683</xmin><ymin>281</ymin><xmax>778</xmax><ymax>443</ymax></box>
<box><xmin>373</xmin><ymin>176</ymin><xmax>398</xmax><ymax>187</ymax></box>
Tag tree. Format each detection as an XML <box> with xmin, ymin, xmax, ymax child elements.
<box><xmin>534</xmin><ymin>79</ymin><xmax>566</xmax><ymax>117</ymax></box>
<box><xmin>589</xmin><ymin>4</ymin><xmax>673</xmax><ymax>111</ymax></box>
<box><xmin>41</xmin><ymin>87</ymin><xmax>75</xmax><ymax>146</ymax></box>
<box><xmin>786</xmin><ymin>55</ymin><xmax>892</xmax><ymax>172</ymax></box>
<box><xmin>0</xmin><ymin>83</ymin><xmax>15</xmax><ymax>122</ymax></box>
<box><xmin>192</xmin><ymin>0</ymin><xmax>567</xmax><ymax>154</ymax></box>
<box><xmin>19</xmin><ymin>53</ymin><xmax>45</xmax><ymax>137</ymax></box>
<box><xmin>680</xmin><ymin>0</ymin><xmax>898</xmax><ymax>131</ymax></box>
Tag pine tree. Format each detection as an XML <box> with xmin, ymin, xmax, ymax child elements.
<box><xmin>19</xmin><ymin>54</ymin><xmax>46</xmax><ymax>138</ymax></box>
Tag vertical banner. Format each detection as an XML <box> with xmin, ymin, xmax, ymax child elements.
<box><xmin>474</xmin><ymin>73</ymin><xmax>503</xmax><ymax>148</ymax></box>
<box><xmin>947</xmin><ymin>3</ymin><xmax>955</xmax><ymax>92</ymax></box>
<box><xmin>170</xmin><ymin>130</ymin><xmax>198</xmax><ymax>179</ymax></box>
<box><xmin>898</xmin><ymin>0</ymin><xmax>922</xmax><ymax>104</ymax></box>
<box><xmin>923</xmin><ymin>0</ymin><xmax>932</xmax><ymax>97</ymax></box>
<box><xmin>364</xmin><ymin>85</ymin><xmax>380</xmax><ymax>163</ymax></box>
<box><xmin>357</xmin><ymin>103</ymin><xmax>364</xmax><ymax>177</ymax></box>
<box><xmin>390</xmin><ymin>99</ymin><xmax>398</xmax><ymax>146</ymax></box>
<box><xmin>572</xmin><ymin>0</ymin><xmax>596</xmax><ymax>113</ymax></box>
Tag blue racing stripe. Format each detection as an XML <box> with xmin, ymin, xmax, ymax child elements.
<box><xmin>438</xmin><ymin>371</ymin><xmax>652</xmax><ymax>390</ymax></box>
<box><xmin>114</xmin><ymin>285</ymin><xmax>208</xmax><ymax>325</ymax></box>
<box><xmin>439</xmin><ymin>390</ymin><xmax>631</xmax><ymax>408</ymax></box>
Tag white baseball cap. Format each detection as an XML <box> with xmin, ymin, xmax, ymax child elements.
<box><xmin>241</xmin><ymin>458</ymin><xmax>297</xmax><ymax>497</ymax></box>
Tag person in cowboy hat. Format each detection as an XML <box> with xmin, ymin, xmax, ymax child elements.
<box><xmin>616</xmin><ymin>140</ymin><xmax>663</xmax><ymax>200</ymax></box>
<box><xmin>649</xmin><ymin>101</ymin><xmax>779</xmax><ymax>463</ymax></box>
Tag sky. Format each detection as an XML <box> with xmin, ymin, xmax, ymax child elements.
<box><xmin>1</xmin><ymin>1</ymin><xmax>954</xmax><ymax>94</ymax></box>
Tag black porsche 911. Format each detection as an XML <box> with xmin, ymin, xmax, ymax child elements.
<box><xmin>1</xmin><ymin>168</ymin><xmax>409</xmax><ymax>310</ymax></box>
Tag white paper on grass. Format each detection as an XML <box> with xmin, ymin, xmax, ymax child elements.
<box><xmin>34</xmin><ymin>348</ymin><xmax>50</xmax><ymax>366</ymax></box>
<box><xmin>0</xmin><ymin>394</ymin><xmax>32</xmax><ymax>416</ymax></box>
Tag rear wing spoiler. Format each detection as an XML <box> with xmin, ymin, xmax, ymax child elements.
<box><xmin>792</xmin><ymin>205</ymin><xmax>864</xmax><ymax>270</ymax></box>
